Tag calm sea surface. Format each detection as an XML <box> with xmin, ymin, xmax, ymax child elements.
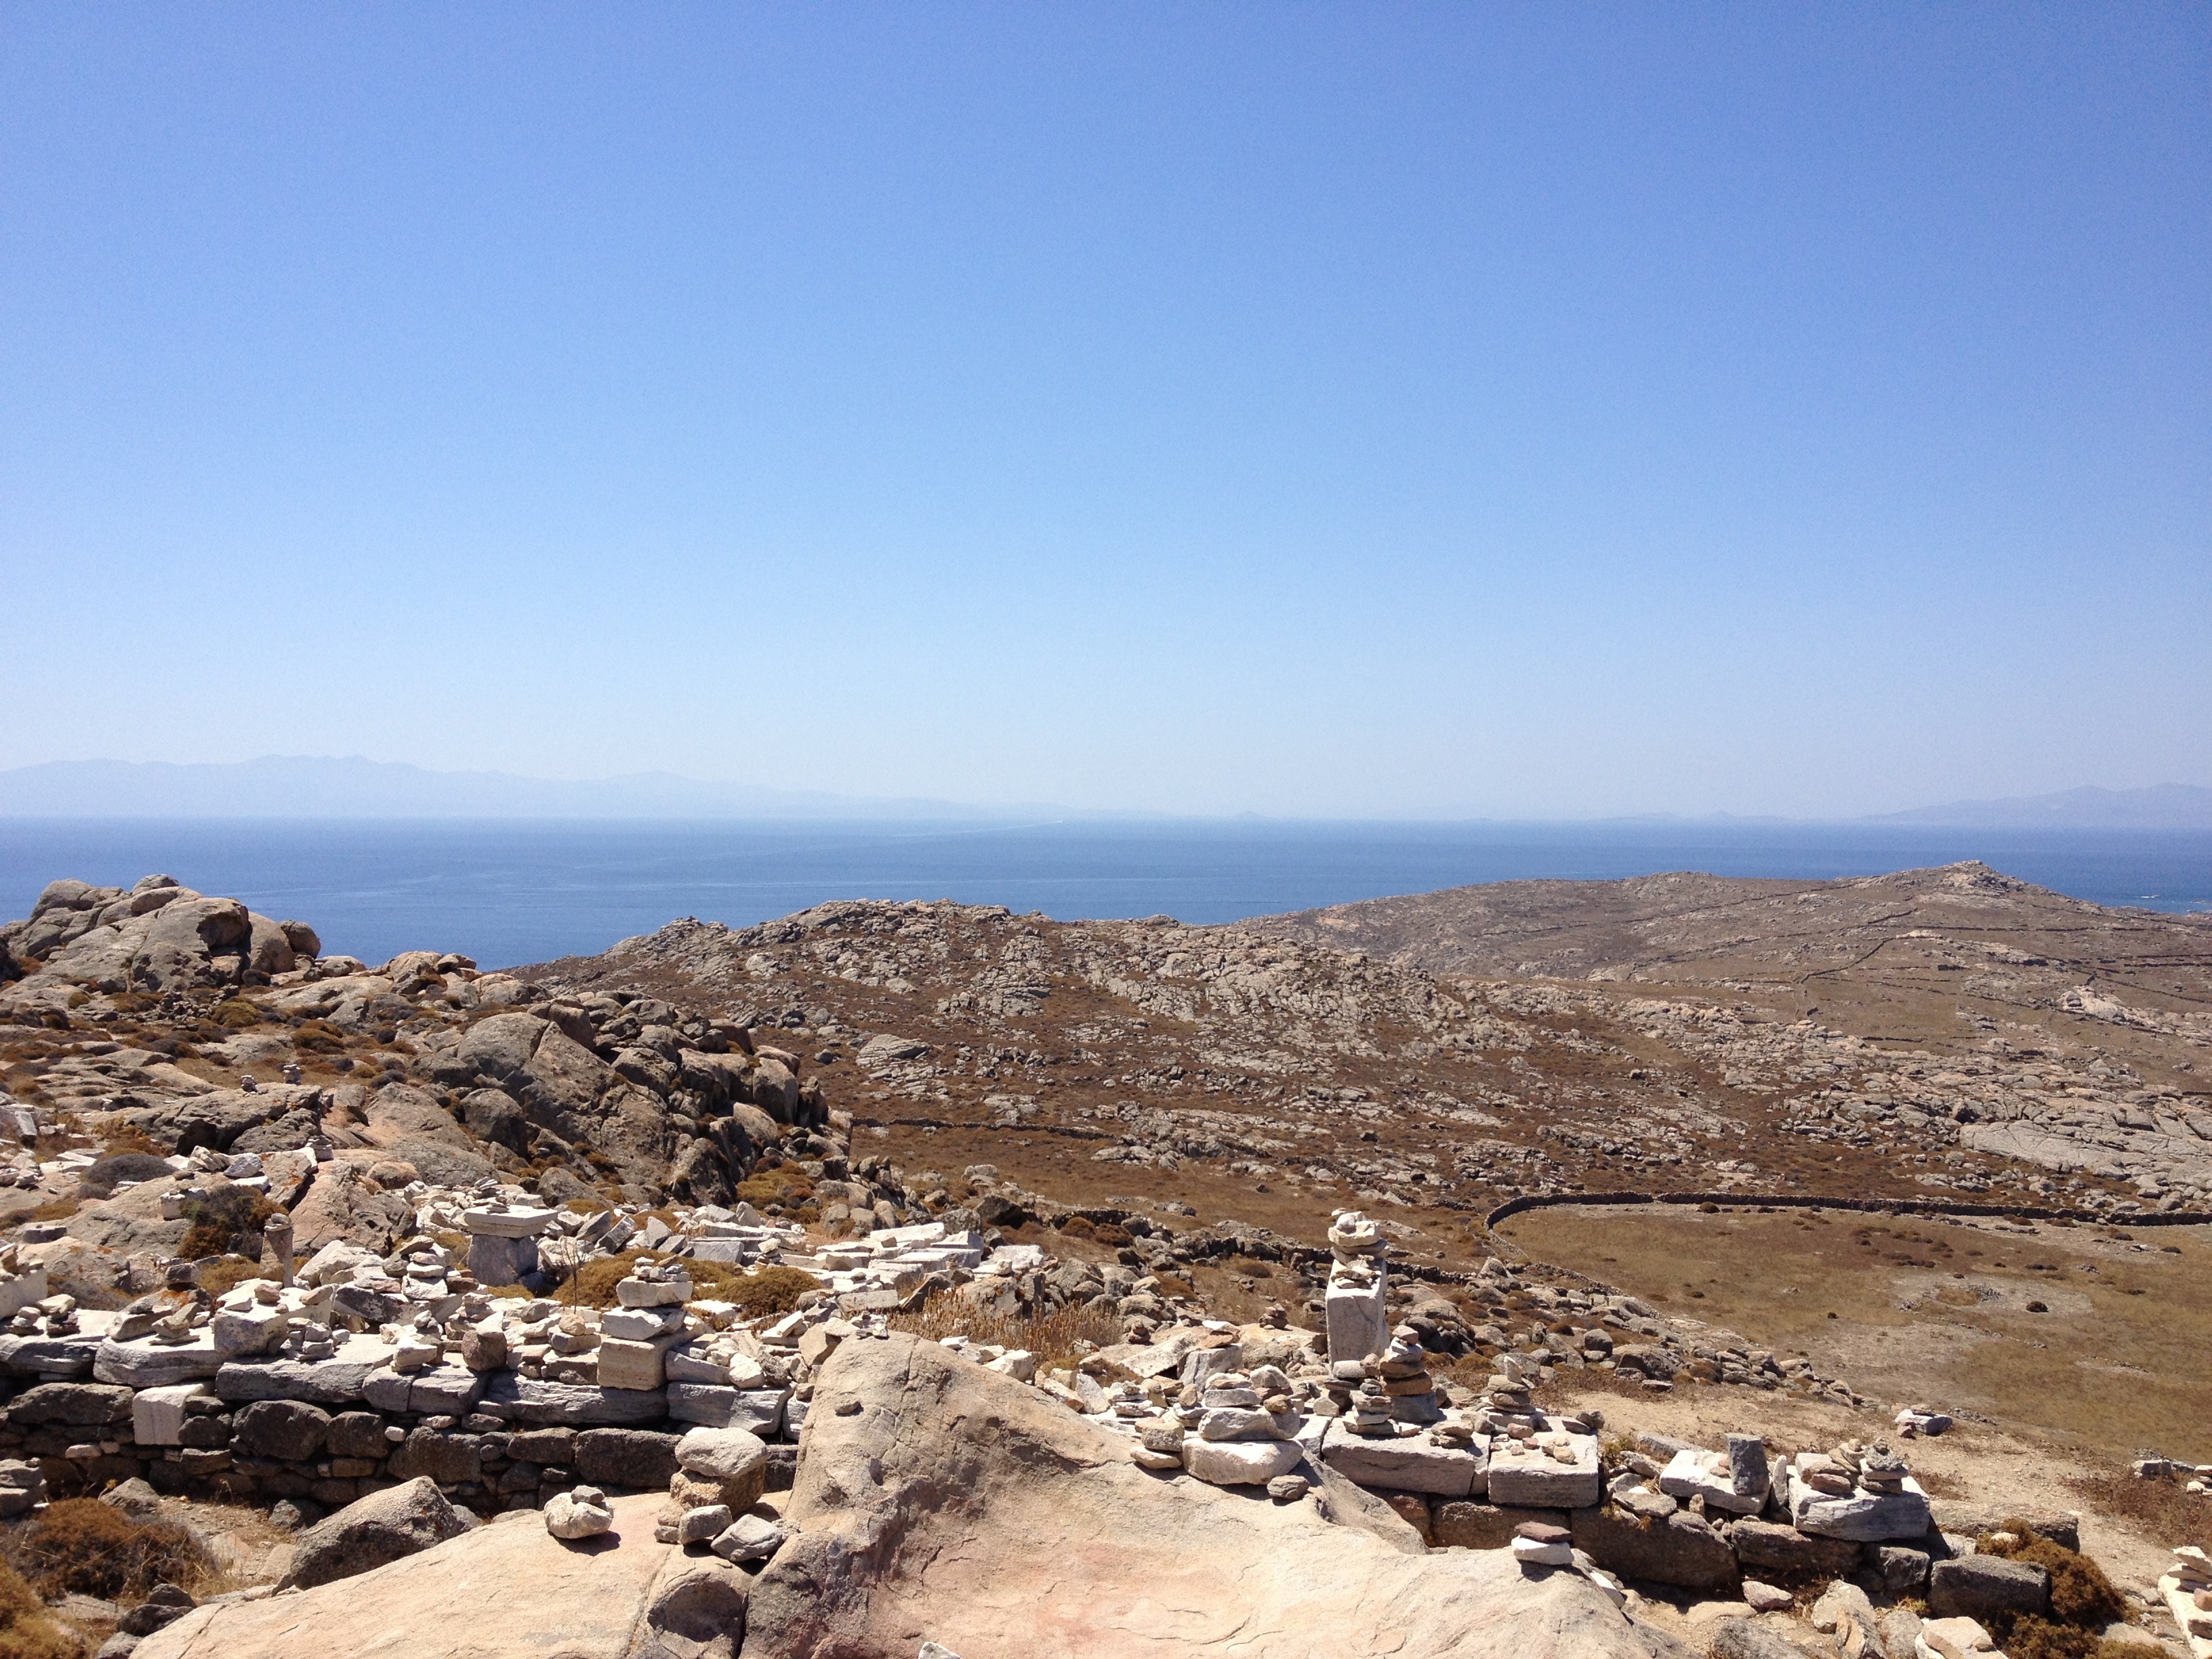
<box><xmin>1</xmin><ymin>818</ymin><xmax>2207</xmax><ymax>970</ymax></box>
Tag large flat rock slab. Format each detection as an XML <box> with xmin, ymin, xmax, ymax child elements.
<box><xmin>1319</xmin><ymin>1418</ymin><xmax>1487</xmax><ymax>1497</ymax></box>
<box><xmin>135</xmin><ymin>1493</ymin><xmax>737</xmax><ymax>1659</ymax></box>
<box><xmin>745</xmin><ymin>1332</ymin><xmax>1684</xmax><ymax>1659</ymax></box>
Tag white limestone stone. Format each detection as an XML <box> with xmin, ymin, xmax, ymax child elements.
<box><xmin>1324</xmin><ymin>1277</ymin><xmax>1388</xmax><ymax>1364</ymax></box>
<box><xmin>602</xmin><ymin>1306</ymin><xmax>685</xmax><ymax>1341</ymax></box>
<box><xmin>1511</xmin><ymin>1536</ymin><xmax>1572</xmax><ymax>1567</ymax></box>
<box><xmin>615</xmin><ymin>1277</ymin><xmax>691</xmax><ymax>1308</ymax></box>
<box><xmin>462</xmin><ymin>1204</ymin><xmax>555</xmax><ymax>1238</ymax></box>
<box><xmin>1658</xmin><ymin>1447</ymin><xmax>1765</xmax><ymax>1515</ymax></box>
<box><xmin>1181</xmin><ymin>1437</ymin><xmax>1303</xmax><ymax>1488</ymax></box>
<box><xmin>1485</xmin><ymin>1433</ymin><xmax>1601</xmax><ymax>1509</ymax></box>
<box><xmin>1786</xmin><ymin>1465</ymin><xmax>1932</xmax><ymax>1542</ymax></box>
<box><xmin>544</xmin><ymin>1486</ymin><xmax>614</xmax><ymax>1540</ymax></box>
<box><xmin>1317</xmin><ymin>1419</ymin><xmax>1486</xmax><ymax>1497</ymax></box>
<box><xmin>597</xmin><ymin>1335</ymin><xmax>674</xmax><ymax>1391</ymax></box>
<box><xmin>95</xmin><ymin>1330</ymin><xmax>224</xmax><ymax>1388</ymax></box>
<box><xmin>131</xmin><ymin>1382</ymin><xmax>213</xmax><ymax>1447</ymax></box>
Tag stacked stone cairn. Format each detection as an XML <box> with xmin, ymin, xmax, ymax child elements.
<box><xmin>1177</xmin><ymin>1366</ymin><xmax>1303</xmax><ymax>1489</ymax></box>
<box><xmin>598</xmin><ymin>1258</ymin><xmax>693</xmax><ymax>1392</ymax></box>
<box><xmin>1784</xmin><ymin>1437</ymin><xmax>1931</xmax><ymax>1541</ymax></box>
<box><xmin>1472</xmin><ymin>1351</ymin><xmax>1542</xmax><ymax>1439</ymax></box>
<box><xmin>1373</xmin><ymin>1324</ymin><xmax>1442</xmax><ymax>1425</ymax></box>
<box><xmin>653</xmin><ymin>1423</ymin><xmax>785</xmax><ymax>1561</ymax></box>
<box><xmin>0</xmin><ymin>1456</ymin><xmax>46</xmax><ymax>1519</ymax></box>
<box><xmin>1322</xmin><ymin>1210</ymin><xmax>1389</xmax><ymax>1368</ymax></box>
<box><xmin>1655</xmin><ymin>1431</ymin><xmax>1771</xmax><ymax>1516</ymax></box>
<box><xmin>2157</xmin><ymin>1545</ymin><xmax>2212</xmax><ymax>1658</ymax></box>
<box><xmin>459</xmin><ymin>1183</ymin><xmax>557</xmax><ymax>1288</ymax></box>
<box><xmin>1479</xmin><ymin>1353</ymin><xmax>1601</xmax><ymax>1509</ymax></box>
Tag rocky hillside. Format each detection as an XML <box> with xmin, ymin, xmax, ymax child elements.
<box><xmin>0</xmin><ymin>875</ymin><xmax>841</xmax><ymax>1229</ymax></box>
<box><xmin>527</xmin><ymin>875</ymin><xmax>2212</xmax><ymax>1255</ymax></box>
<box><xmin>0</xmin><ymin>872</ymin><xmax>2206</xmax><ymax>1658</ymax></box>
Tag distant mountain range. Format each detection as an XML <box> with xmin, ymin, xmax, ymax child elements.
<box><xmin>0</xmin><ymin>756</ymin><xmax>1071</xmax><ymax>821</ymax></box>
<box><xmin>0</xmin><ymin>758</ymin><xmax>2207</xmax><ymax>827</ymax></box>
<box><xmin>1868</xmin><ymin>783</ymin><xmax>2212</xmax><ymax>830</ymax></box>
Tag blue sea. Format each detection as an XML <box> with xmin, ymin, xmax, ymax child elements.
<box><xmin>1</xmin><ymin>818</ymin><xmax>2207</xmax><ymax>970</ymax></box>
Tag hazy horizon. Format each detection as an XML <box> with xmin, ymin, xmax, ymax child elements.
<box><xmin>5</xmin><ymin>9</ymin><xmax>2206</xmax><ymax>818</ymax></box>
<box><xmin>4</xmin><ymin>754</ymin><xmax>2212</xmax><ymax>830</ymax></box>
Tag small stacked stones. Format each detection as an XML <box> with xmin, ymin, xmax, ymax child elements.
<box><xmin>389</xmin><ymin>1308</ymin><xmax>445</xmax><ymax>1372</ymax></box>
<box><xmin>283</xmin><ymin>1313</ymin><xmax>336</xmax><ymax>1363</ymax></box>
<box><xmin>7</xmin><ymin>1293</ymin><xmax>77</xmax><ymax>1340</ymax></box>
<box><xmin>1374</xmin><ymin>1324</ymin><xmax>1443</xmax><ymax>1425</ymax></box>
<box><xmin>115</xmin><ymin>1262</ymin><xmax>209</xmax><ymax>1343</ymax></box>
<box><xmin>1473</xmin><ymin>1352</ymin><xmax>1544</xmax><ymax>1439</ymax></box>
<box><xmin>1800</xmin><ymin>1437</ymin><xmax>1908</xmax><ymax>1496</ymax></box>
<box><xmin>0</xmin><ymin>1458</ymin><xmax>47</xmax><ymax>1520</ymax></box>
<box><xmin>1856</xmin><ymin>1443</ymin><xmax>1909</xmax><ymax>1496</ymax></box>
<box><xmin>1428</xmin><ymin>1417</ymin><xmax>1477</xmax><ymax>1451</ymax></box>
<box><xmin>1328</xmin><ymin>1210</ymin><xmax>1384</xmax><ymax>1288</ymax></box>
<box><xmin>400</xmin><ymin>1246</ymin><xmax>460</xmax><ymax>1319</ymax></box>
<box><xmin>1132</xmin><ymin>1416</ymin><xmax>1185</xmax><ymax>1472</ymax></box>
<box><xmin>1195</xmin><ymin>1371</ymin><xmax>1294</xmax><ymax>1444</ymax></box>
<box><xmin>2159</xmin><ymin>1545</ymin><xmax>2212</xmax><ymax>1647</ymax></box>
<box><xmin>1344</xmin><ymin>1378</ymin><xmax>1397</xmax><ymax>1437</ymax></box>
<box><xmin>1797</xmin><ymin>1449</ymin><xmax>1855</xmax><ymax>1496</ymax></box>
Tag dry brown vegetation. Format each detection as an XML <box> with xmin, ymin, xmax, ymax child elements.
<box><xmin>0</xmin><ymin>1559</ymin><xmax>77</xmax><ymax>1659</ymax></box>
<box><xmin>1498</xmin><ymin>1205</ymin><xmax>2212</xmax><ymax>1466</ymax></box>
<box><xmin>556</xmin><ymin>1254</ymin><xmax>819</xmax><ymax>1317</ymax></box>
<box><xmin>5</xmin><ymin>1498</ymin><xmax>208</xmax><ymax>1605</ymax></box>
<box><xmin>2066</xmin><ymin>1471</ymin><xmax>2212</xmax><ymax>1554</ymax></box>
<box><xmin>177</xmin><ymin>1188</ymin><xmax>278</xmax><ymax>1261</ymax></box>
<box><xmin>188</xmin><ymin>1257</ymin><xmax>266</xmax><ymax>1300</ymax></box>
<box><xmin>890</xmin><ymin>1298</ymin><xmax>1125</xmax><ymax>1374</ymax></box>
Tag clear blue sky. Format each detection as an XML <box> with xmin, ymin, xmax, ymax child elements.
<box><xmin>3</xmin><ymin>5</ymin><xmax>2206</xmax><ymax>818</ymax></box>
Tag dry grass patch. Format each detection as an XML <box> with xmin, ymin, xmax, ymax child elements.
<box><xmin>178</xmin><ymin>1188</ymin><xmax>278</xmax><ymax>1261</ymax></box>
<box><xmin>2065</xmin><ymin>1471</ymin><xmax>2212</xmax><ymax>1553</ymax></box>
<box><xmin>1974</xmin><ymin>1517</ymin><xmax>2128</xmax><ymax>1659</ymax></box>
<box><xmin>5</xmin><ymin>1498</ymin><xmax>209</xmax><ymax>1605</ymax></box>
<box><xmin>94</xmin><ymin>1125</ymin><xmax>165</xmax><ymax>1160</ymax></box>
<box><xmin>0</xmin><ymin>1559</ymin><xmax>77</xmax><ymax>1659</ymax></box>
<box><xmin>891</xmin><ymin>1297</ymin><xmax>1124</xmax><ymax>1374</ymax></box>
<box><xmin>1499</xmin><ymin>1207</ymin><xmax>2212</xmax><ymax>1465</ymax></box>
<box><xmin>556</xmin><ymin>1253</ymin><xmax>819</xmax><ymax>1317</ymax></box>
<box><xmin>192</xmin><ymin>1256</ymin><xmax>268</xmax><ymax>1299</ymax></box>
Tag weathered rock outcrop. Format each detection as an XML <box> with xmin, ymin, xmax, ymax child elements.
<box><xmin>744</xmin><ymin>1332</ymin><xmax>1685</xmax><ymax>1659</ymax></box>
<box><xmin>276</xmin><ymin>1473</ymin><xmax>472</xmax><ymax>1589</ymax></box>
<box><xmin>140</xmin><ymin>1492</ymin><xmax>743</xmax><ymax>1659</ymax></box>
<box><xmin>4</xmin><ymin>877</ymin><xmax>296</xmax><ymax>994</ymax></box>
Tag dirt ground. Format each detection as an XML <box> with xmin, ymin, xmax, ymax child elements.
<box><xmin>1499</xmin><ymin>1205</ymin><xmax>2212</xmax><ymax>1471</ymax></box>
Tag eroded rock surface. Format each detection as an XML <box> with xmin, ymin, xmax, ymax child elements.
<box><xmin>745</xmin><ymin>1330</ymin><xmax>1684</xmax><ymax>1659</ymax></box>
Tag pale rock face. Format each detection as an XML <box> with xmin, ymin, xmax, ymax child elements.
<box><xmin>751</xmin><ymin>1332</ymin><xmax>1675</xmax><ymax>1658</ymax></box>
<box><xmin>709</xmin><ymin>1511</ymin><xmax>789</xmax><ymax>1563</ymax></box>
<box><xmin>675</xmin><ymin>1425</ymin><xmax>769</xmax><ymax>1484</ymax></box>
<box><xmin>1181</xmin><ymin>1437</ymin><xmax>1305</xmax><ymax>1487</ymax></box>
<box><xmin>135</xmin><ymin>1494</ymin><xmax>725</xmax><ymax>1659</ymax></box>
<box><xmin>597</xmin><ymin>1336</ymin><xmax>673</xmax><ymax>1392</ymax></box>
<box><xmin>544</xmin><ymin>1484</ymin><xmax>615</xmax><ymax>1540</ymax></box>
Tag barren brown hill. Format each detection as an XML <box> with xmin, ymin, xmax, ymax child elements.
<box><xmin>1240</xmin><ymin>861</ymin><xmax>2212</xmax><ymax>999</ymax></box>
<box><xmin>525</xmin><ymin>863</ymin><xmax>2212</xmax><ymax>1259</ymax></box>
